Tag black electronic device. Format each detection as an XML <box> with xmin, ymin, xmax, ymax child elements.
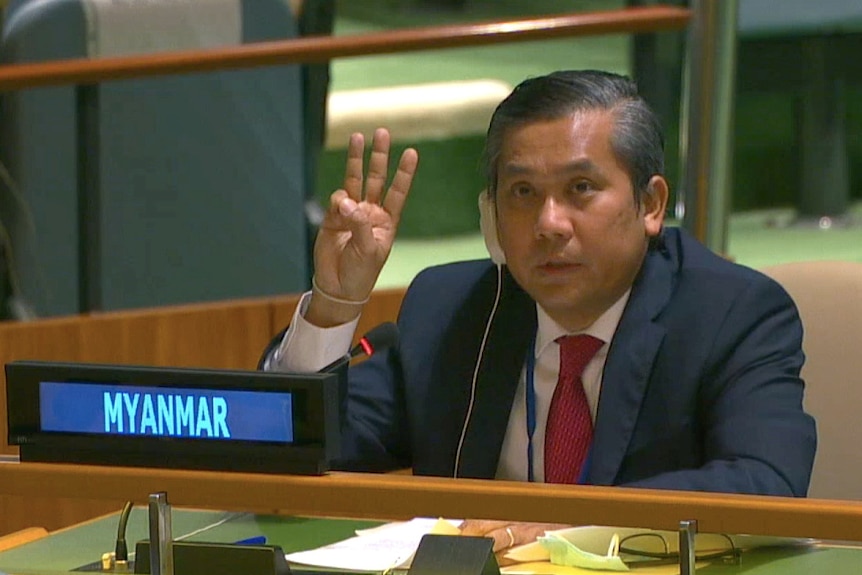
<box><xmin>5</xmin><ymin>361</ymin><xmax>341</xmax><ymax>475</ymax></box>
<box><xmin>408</xmin><ymin>534</ymin><xmax>500</xmax><ymax>575</ymax></box>
<box><xmin>133</xmin><ymin>540</ymin><xmax>291</xmax><ymax>575</ymax></box>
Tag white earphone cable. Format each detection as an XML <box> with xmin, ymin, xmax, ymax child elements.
<box><xmin>453</xmin><ymin>264</ymin><xmax>503</xmax><ymax>478</ymax></box>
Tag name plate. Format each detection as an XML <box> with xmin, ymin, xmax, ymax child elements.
<box><xmin>6</xmin><ymin>361</ymin><xmax>341</xmax><ymax>475</ymax></box>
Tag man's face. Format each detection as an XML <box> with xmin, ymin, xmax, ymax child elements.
<box><xmin>494</xmin><ymin>109</ymin><xmax>667</xmax><ymax>331</ymax></box>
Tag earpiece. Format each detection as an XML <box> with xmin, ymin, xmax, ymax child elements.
<box><xmin>478</xmin><ymin>190</ymin><xmax>506</xmax><ymax>265</ymax></box>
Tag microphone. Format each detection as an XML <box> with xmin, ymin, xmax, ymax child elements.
<box><xmin>319</xmin><ymin>322</ymin><xmax>399</xmax><ymax>373</ymax></box>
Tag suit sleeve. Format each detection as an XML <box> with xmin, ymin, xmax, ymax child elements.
<box><xmin>328</xmin><ymin>275</ymin><xmax>436</xmax><ymax>472</ymax></box>
<box><xmin>624</xmin><ymin>275</ymin><xmax>817</xmax><ymax>496</ymax></box>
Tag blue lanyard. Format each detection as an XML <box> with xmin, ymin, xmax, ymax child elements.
<box><xmin>525</xmin><ymin>332</ymin><xmax>592</xmax><ymax>484</ymax></box>
<box><xmin>526</xmin><ymin>333</ymin><xmax>538</xmax><ymax>482</ymax></box>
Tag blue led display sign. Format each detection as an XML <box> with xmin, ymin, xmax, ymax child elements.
<box><xmin>39</xmin><ymin>381</ymin><xmax>294</xmax><ymax>443</ymax></box>
<box><xmin>7</xmin><ymin>361</ymin><xmax>339</xmax><ymax>474</ymax></box>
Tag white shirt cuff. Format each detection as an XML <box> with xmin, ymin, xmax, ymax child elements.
<box><xmin>265</xmin><ymin>291</ymin><xmax>360</xmax><ymax>373</ymax></box>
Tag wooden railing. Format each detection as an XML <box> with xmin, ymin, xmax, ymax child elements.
<box><xmin>0</xmin><ymin>6</ymin><xmax>690</xmax><ymax>90</ymax></box>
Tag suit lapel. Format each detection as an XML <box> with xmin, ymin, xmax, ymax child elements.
<box><xmin>588</xmin><ymin>242</ymin><xmax>676</xmax><ymax>485</ymax></box>
<box><xmin>455</xmin><ymin>269</ymin><xmax>536</xmax><ymax>479</ymax></box>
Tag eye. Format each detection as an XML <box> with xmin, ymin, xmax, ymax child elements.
<box><xmin>509</xmin><ymin>183</ymin><xmax>534</xmax><ymax>199</ymax></box>
<box><xmin>571</xmin><ymin>180</ymin><xmax>596</xmax><ymax>195</ymax></box>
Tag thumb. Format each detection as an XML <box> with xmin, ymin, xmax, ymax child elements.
<box><xmin>342</xmin><ymin>202</ymin><xmax>377</xmax><ymax>256</ymax></box>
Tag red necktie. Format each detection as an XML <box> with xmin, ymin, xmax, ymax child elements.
<box><xmin>544</xmin><ymin>334</ymin><xmax>604</xmax><ymax>484</ymax></box>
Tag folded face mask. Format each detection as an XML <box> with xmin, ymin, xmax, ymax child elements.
<box><xmin>538</xmin><ymin>532</ymin><xmax>629</xmax><ymax>571</ymax></box>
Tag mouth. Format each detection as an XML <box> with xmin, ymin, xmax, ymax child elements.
<box><xmin>536</xmin><ymin>261</ymin><xmax>582</xmax><ymax>275</ymax></box>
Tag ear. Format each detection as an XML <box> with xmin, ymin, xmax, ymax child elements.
<box><xmin>478</xmin><ymin>190</ymin><xmax>506</xmax><ymax>265</ymax></box>
<box><xmin>642</xmin><ymin>175</ymin><xmax>669</xmax><ymax>237</ymax></box>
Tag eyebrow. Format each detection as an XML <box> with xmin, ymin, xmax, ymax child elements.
<box><xmin>501</xmin><ymin>159</ymin><xmax>603</xmax><ymax>178</ymax></box>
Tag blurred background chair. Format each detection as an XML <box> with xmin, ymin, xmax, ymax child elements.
<box><xmin>761</xmin><ymin>260</ymin><xmax>862</xmax><ymax>500</ymax></box>
<box><xmin>0</xmin><ymin>0</ymin><xmax>332</xmax><ymax>318</ymax></box>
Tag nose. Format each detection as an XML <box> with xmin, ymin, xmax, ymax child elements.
<box><xmin>534</xmin><ymin>197</ymin><xmax>573</xmax><ymax>240</ymax></box>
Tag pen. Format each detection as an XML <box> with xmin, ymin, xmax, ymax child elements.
<box><xmin>234</xmin><ymin>536</ymin><xmax>267</xmax><ymax>545</ymax></box>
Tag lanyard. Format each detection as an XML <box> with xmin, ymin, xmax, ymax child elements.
<box><xmin>525</xmin><ymin>332</ymin><xmax>592</xmax><ymax>484</ymax></box>
<box><xmin>525</xmin><ymin>333</ymin><xmax>538</xmax><ymax>482</ymax></box>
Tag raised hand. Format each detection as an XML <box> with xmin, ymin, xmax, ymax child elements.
<box><xmin>306</xmin><ymin>128</ymin><xmax>419</xmax><ymax>327</ymax></box>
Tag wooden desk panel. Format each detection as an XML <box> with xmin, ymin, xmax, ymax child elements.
<box><xmin>76</xmin><ymin>298</ymin><xmax>274</xmax><ymax>368</ymax></box>
<box><xmin>270</xmin><ymin>287</ymin><xmax>406</xmax><ymax>344</ymax></box>
<box><xmin>0</xmin><ymin>494</ymin><xmax>122</xmax><ymax>537</ymax></box>
<box><xmin>2</xmin><ymin>462</ymin><xmax>862</xmax><ymax>543</ymax></box>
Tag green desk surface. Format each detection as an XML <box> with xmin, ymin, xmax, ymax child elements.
<box><xmin>0</xmin><ymin>508</ymin><xmax>380</xmax><ymax>574</ymax></box>
<box><xmin>1</xmin><ymin>509</ymin><xmax>861</xmax><ymax>574</ymax></box>
<box><xmin>699</xmin><ymin>546</ymin><xmax>862</xmax><ymax>574</ymax></box>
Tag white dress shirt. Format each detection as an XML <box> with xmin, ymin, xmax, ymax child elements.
<box><xmin>264</xmin><ymin>291</ymin><xmax>358</xmax><ymax>372</ymax></box>
<box><xmin>495</xmin><ymin>291</ymin><xmax>629</xmax><ymax>482</ymax></box>
<box><xmin>266</xmin><ymin>288</ymin><xmax>630</xmax><ymax>483</ymax></box>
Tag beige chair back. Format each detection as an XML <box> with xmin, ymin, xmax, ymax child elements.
<box><xmin>761</xmin><ymin>261</ymin><xmax>862</xmax><ymax>500</ymax></box>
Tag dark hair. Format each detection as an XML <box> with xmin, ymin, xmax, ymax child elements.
<box><xmin>482</xmin><ymin>70</ymin><xmax>665</xmax><ymax>203</ymax></box>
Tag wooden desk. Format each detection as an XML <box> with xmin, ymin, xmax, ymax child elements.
<box><xmin>2</xmin><ymin>461</ymin><xmax>862</xmax><ymax>544</ymax></box>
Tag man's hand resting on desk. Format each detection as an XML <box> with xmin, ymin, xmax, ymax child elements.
<box><xmin>459</xmin><ymin>520</ymin><xmax>569</xmax><ymax>566</ymax></box>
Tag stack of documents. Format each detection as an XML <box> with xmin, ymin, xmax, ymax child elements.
<box><xmin>285</xmin><ymin>517</ymin><xmax>462</xmax><ymax>572</ymax></box>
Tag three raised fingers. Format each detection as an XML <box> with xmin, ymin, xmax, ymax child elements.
<box><xmin>338</xmin><ymin>128</ymin><xmax>418</xmax><ymax>231</ymax></box>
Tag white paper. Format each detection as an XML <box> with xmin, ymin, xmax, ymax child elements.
<box><xmin>284</xmin><ymin>518</ymin><xmax>462</xmax><ymax>572</ymax></box>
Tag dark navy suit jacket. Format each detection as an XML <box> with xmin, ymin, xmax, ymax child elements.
<box><xmin>293</xmin><ymin>227</ymin><xmax>817</xmax><ymax>496</ymax></box>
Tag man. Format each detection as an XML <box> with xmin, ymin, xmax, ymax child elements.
<box><xmin>263</xmin><ymin>70</ymin><xmax>815</xmax><ymax>504</ymax></box>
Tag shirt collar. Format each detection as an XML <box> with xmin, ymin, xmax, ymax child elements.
<box><xmin>535</xmin><ymin>289</ymin><xmax>632</xmax><ymax>357</ymax></box>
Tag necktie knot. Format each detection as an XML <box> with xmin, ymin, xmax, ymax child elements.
<box><xmin>556</xmin><ymin>334</ymin><xmax>604</xmax><ymax>378</ymax></box>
